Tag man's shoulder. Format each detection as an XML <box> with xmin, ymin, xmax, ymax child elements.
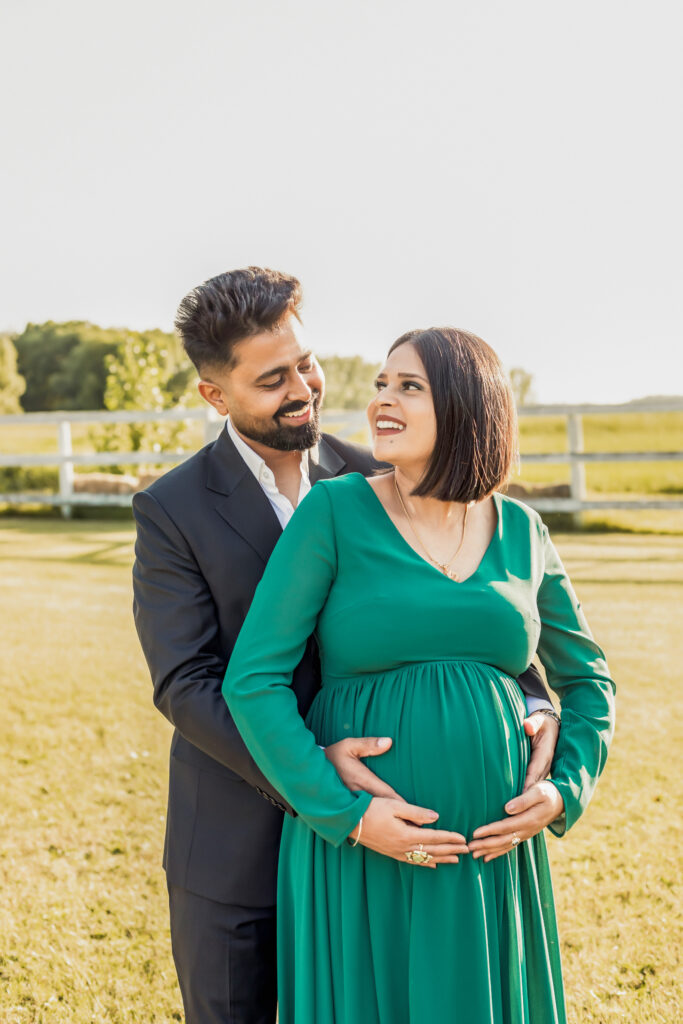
<box><xmin>133</xmin><ymin>440</ymin><xmax>214</xmax><ymax>510</ymax></box>
<box><xmin>320</xmin><ymin>432</ymin><xmax>384</xmax><ymax>475</ymax></box>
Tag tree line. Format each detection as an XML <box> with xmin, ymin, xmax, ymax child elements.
<box><xmin>0</xmin><ymin>320</ymin><xmax>536</xmax><ymax>422</ymax></box>
<box><xmin>0</xmin><ymin>321</ymin><xmax>385</xmax><ymax>417</ymax></box>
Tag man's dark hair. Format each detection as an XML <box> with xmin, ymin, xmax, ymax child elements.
<box><xmin>175</xmin><ymin>267</ymin><xmax>303</xmax><ymax>373</ymax></box>
<box><xmin>389</xmin><ymin>327</ymin><xmax>517</xmax><ymax>503</ymax></box>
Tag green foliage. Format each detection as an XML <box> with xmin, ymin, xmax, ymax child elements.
<box><xmin>0</xmin><ymin>334</ymin><xmax>26</xmax><ymax>413</ymax></box>
<box><xmin>318</xmin><ymin>355</ymin><xmax>381</xmax><ymax>410</ymax></box>
<box><xmin>96</xmin><ymin>334</ymin><xmax>198</xmax><ymax>459</ymax></box>
<box><xmin>0</xmin><ymin>466</ymin><xmax>58</xmax><ymax>493</ymax></box>
<box><xmin>13</xmin><ymin>321</ymin><xmax>194</xmax><ymax>413</ymax></box>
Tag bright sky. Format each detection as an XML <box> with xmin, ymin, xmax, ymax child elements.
<box><xmin>2</xmin><ymin>0</ymin><xmax>681</xmax><ymax>403</ymax></box>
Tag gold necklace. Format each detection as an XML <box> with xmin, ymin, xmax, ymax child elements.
<box><xmin>393</xmin><ymin>475</ymin><xmax>469</xmax><ymax>581</ymax></box>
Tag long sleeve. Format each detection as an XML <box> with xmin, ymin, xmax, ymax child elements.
<box><xmin>222</xmin><ymin>483</ymin><xmax>372</xmax><ymax>846</ymax></box>
<box><xmin>536</xmin><ymin>525</ymin><xmax>616</xmax><ymax>836</ymax></box>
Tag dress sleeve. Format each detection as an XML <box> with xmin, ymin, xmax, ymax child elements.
<box><xmin>535</xmin><ymin>524</ymin><xmax>616</xmax><ymax>836</ymax></box>
<box><xmin>222</xmin><ymin>482</ymin><xmax>372</xmax><ymax>846</ymax></box>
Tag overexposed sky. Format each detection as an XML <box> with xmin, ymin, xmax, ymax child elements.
<box><xmin>2</xmin><ymin>0</ymin><xmax>681</xmax><ymax>403</ymax></box>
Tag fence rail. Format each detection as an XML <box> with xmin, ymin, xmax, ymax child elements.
<box><xmin>1</xmin><ymin>402</ymin><xmax>682</xmax><ymax>520</ymax></box>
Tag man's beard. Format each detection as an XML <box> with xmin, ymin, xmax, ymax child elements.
<box><xmin>234</xmin><ymin>393</ymin><xmax>322</xmax><ymax>452</ymax></box>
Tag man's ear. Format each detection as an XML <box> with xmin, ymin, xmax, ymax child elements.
<box><xmin>198</xmin><ymin>379</ymin><xmax>229</xmax><ymax>416</ymax></box>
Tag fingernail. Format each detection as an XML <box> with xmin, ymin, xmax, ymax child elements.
<box><xmin>505</xmin><ymin>802</ymin><xmax>516</xmax><ymax>812</ymax></box>
<box><xmin>472</xmin><ymin>852</ymin><xmax>481</xmax><ymax>859</ymax></box>
<box><xmin>428</xmin><ymin>812</ymin><xmax>439</xmax><ymax>821</ymax></box>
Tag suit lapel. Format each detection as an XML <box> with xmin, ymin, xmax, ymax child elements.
<box><xmin>206</xmin><ymin>429</ymin><xmax>282</xmax><ymax>564</ymax></box>
<box><xmin>309</xmin><ymin>436</ymin><xmax>346</xmax><ymax>484</ymax></box>
<box><xmin>205</xmin><ymin>432</ymin><xmax>349</xmax><ymax>562</ymax></box>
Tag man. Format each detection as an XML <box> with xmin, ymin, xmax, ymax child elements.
<box><xmin>132</xmin><ymin>267</ymin><xmax>559</xmax><ymax>1023</ymax></box>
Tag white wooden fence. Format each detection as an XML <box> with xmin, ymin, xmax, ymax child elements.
<box><xmin>1</xmin><ymin>401</ymin><xmax>682</xmax><ymax>519</ymax></box>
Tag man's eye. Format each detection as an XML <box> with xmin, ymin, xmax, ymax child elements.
<box><xmin>262</xmin><ymin>377</ymin><xmax>284</xmax><ymax>389</ymax></box>
<box><xmin>298</xmin><ymin>363</ymin><xmax>313</xmax><ymax>373</ymax></box>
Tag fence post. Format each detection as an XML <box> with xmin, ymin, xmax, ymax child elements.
<box><xmin>58</xmin><ymin>420</ymin><xmax>74</xmax><ymax>519</ymax></box>
<box><xmin>567</xmin><ymin>413</ymin><xmax>586</xmax><ymax>528</ymax></box>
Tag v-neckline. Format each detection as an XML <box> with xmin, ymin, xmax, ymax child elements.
<box><xmin>356</xmin><ymin>473</ymin><xmax>501</xmax><ymax>584</ymax></box>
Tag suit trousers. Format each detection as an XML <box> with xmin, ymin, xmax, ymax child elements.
<box><xmin>168</xmin><ymin>883</ymin><xmax>277</xmax><ymax>1024</ymax></box>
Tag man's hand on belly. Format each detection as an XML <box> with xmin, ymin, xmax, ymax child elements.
<box><xmin>469</xmin><ymin>781</ymin><xmax>565</xmax><ymax>862</ymax></box>
<box><xmin>324</xmin><ymin>736</ymin><xmax>404</xmax><ymax>800</ymax></box>
<box><xmin>522</xmin><ymin>713</ymin><xmax>560</xmax><ymax>790</ymax></box>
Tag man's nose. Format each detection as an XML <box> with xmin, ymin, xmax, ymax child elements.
<box><xmin>288</xmin><ymin>373</ymin><xmax>313</xmax><ymax>402</ymax></box>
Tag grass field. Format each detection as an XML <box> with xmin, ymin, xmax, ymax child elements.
<box><xmin>0</xmin><ymin>519</ymin><xmax>681</xmax><ymax>1022</ymax></box>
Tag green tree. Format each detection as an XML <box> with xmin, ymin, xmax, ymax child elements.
<box><xmin>508</xmin><ymin>367</ymin><xmax>536</xmax><ymax>407</ymax></box>
<box><xmin>96</xmin><ymin>333</ymin><xmax>198</xmax><ymax>460</ymax></box>
<box><xmin>318</xmin><ymin>355</ymin><xmax>381</xmax><ymax>409</ymax></box>
<box><xmin>0</xmin><ymin>334</ymin><xmax>27</xmax><ymax>413</ymax></box>
<box><xmin>13</xmin><ymin>321</ymin><xmax>193</xmax><ymax>411</ymax></box>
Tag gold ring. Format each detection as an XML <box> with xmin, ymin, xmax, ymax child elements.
<box><xmin>510</xmin><ymin>833</ymin><xmax>521</xmax><ymax>848</ymax></box>
<box><xmin>405</xmin><ymin>845</ymin><xmax>432</xmax><ymax>865</ymax></box>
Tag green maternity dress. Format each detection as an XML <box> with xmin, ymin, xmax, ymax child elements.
<box><xmin>223</xmin><ymin>474</ymin><xmax>615</xmax><ymax>1024</ymax></box>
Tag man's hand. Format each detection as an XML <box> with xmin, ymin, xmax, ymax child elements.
<box><xmin>468</xmin><ymin>781</ymin><xmax>564</xmax><ymax>863</ymax></box>
<box><xmin>348</xmin><ymin>797</ymin><xmax>469</xmax><ymax>867</ymax></box>
<box><xmin>324</xmin><ymin>736</ymin><xmax>403</xmax><ymax>800</ymax></box>
<box><xmin>521</xmin><ymin>712</ymin><xmax>560</xmax><ymax>791</ymax></box>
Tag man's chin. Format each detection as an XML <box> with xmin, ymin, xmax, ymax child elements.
<box><xmin>271</xmin><ymin>419</ymin><xmax>322</xmax><ymax>452</ymax></box>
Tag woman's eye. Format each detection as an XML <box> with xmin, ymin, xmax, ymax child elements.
<box><xmin>373</xmin><ymin>380</ymin><xmax>386</xmax><ymax>390</ymax></box>
<box><xmin>402</xmin><ymin>381</ymin><xmax>422</xmax><ymax>391</ymax></box>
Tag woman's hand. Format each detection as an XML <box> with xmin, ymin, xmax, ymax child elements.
<box><xmin>348</xmin><ymin>798</ymin><xmax>469</xmax><ymax>868</ymax></box>
<box><xmin>468</xmin><ymin>781</ymin><xmax>564</xmax><ymax>863</ymax></box>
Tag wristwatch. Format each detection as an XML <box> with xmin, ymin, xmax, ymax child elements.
<box><xmin>532</xmin><ymin>708</ymin><xmax>561</xmax><ymax>727</ymax></box>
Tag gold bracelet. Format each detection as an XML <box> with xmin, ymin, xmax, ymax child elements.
<box><xmin>348</xmin><ymin>815</ymin><xmax>363</xmax><ymax>847</ymax></box>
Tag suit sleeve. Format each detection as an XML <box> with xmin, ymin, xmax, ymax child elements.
<box><xmin>223</xmin><ymin>483</ymin><xmax>372</xmax><ymax>846</ymax></box>
<box><xmin>132</xmin><ymin>488</ymin><xmax>295</xmax><ymax>812</ymax></box>
<box><xmin>516</xmin><ymin>662</ymin><xmax>552</xmax><ymax>704</ymax></box>
<box><xmin>535</xmin><ymin>525</ymin><xmax>616</xmax><ymax>835</ymax></box>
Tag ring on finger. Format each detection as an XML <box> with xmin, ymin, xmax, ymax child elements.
<box><xmin>405</xmin><ymin>844</ymin><xmax>433</xmax><ymax>865</ymax></box>
<box><xmin>510</xmin><ymin>832</ymin><xmax>521</xmax><ymax>848</ymax></box>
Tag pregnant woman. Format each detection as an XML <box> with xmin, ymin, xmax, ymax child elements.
<box><xmin>223</xmin><ymin>327</ymin><xmax>616</xmax><ymax>1023</ymax></box>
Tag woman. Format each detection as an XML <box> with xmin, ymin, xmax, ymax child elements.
<box><xmin>222</xmin><ymin>327</ymin><xmax>616</xmax><ymax>1023</ymax></box>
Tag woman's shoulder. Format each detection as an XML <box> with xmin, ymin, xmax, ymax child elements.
<box><xmin>495</xmin><ymin>490</ymin><xmax>546</xmax><ymax>538</ymax></box>
<box><xmin>313</xmin><ymin>471</ymin><xmax>370</xmax><ymax>497</ymax></box>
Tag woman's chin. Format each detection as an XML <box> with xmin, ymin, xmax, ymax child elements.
<box><xmin>371</xmin><ymin>437</ymin><xmax>399</xmax><ymax>464</ymax></box>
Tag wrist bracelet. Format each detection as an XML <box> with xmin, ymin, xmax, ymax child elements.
<box><xmin>533</xmin><ymin>708</ymin><xmax>561</xmax><ymax>727</ymax></box>
<box><xmin>349</xmin><ymin>815</ymin><xmax>364</xmax><ymax>847</ymax></box>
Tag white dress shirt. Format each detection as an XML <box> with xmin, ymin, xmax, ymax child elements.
<box><xmin>226</xmin><ymin>417</ymin><xmax>313</xmax><ymax>529</ymax></box>
<box><xmin>226</xmin><ymin>418</ymin><xmax>553</xmax><ymax>715</ymax></box>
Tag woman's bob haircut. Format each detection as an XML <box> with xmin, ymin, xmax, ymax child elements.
<box><xmin>388</xmin><ymin>327</ymin><xmax>518</xmax><ymax>504</ymax></box>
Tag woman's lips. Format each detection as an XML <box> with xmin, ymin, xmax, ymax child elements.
<box><xmin>375</xmin><ymin>416</ymin><xmax>406</xmax><ymax>436</ymax></box>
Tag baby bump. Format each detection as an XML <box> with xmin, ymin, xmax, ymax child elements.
<box><xmin>306</xmin><ymin>660</ymin><xmax>530</xmax><ymax>838</ymax></box>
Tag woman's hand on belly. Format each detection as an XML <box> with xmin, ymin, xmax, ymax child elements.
<box><xmin>469</xmin><ymin>781</ymin><xmax>565</xmax><ymax>862</ymax></box>
<box><xmin>349</xmin><ymin>798</ymin><xmax>470</xmax><ymax>868</ymax></box>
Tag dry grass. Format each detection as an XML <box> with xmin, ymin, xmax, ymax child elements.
<box><xmin>0</xmin><ymin>521</ymin><xmax>681</xmax><ymax>1022</ymax></box>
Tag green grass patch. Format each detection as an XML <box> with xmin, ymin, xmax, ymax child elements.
<box><xmin>0</xmin><ymin>521</ymin><xmax>680</xmax><ymax>1021</ymax></box>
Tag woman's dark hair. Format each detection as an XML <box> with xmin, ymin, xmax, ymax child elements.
<box><xmin>388</xmin><ymin>327</ymin><xmax>518</xmax><ymax>503</ymax></box>
<box><xmin>175</xmin><ymin>267</ymin><xmax>303</xmax><ymax>372</ymax></box>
